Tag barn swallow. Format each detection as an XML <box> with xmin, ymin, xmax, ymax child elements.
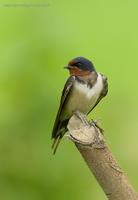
<box><xmin>52</xmin><ymin>57</ymin><xmax>108</xmax><ymax>154</ymax></box>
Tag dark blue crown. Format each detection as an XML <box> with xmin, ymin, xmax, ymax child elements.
<box><xmin>69</xmin><ymin>57</ymin><xmax>95</xmax><ymax>72</ymax></box>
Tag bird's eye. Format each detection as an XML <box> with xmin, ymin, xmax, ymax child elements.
<box><xmin>76</xmin><ymin>62</ymin><xmax>82</xmax><ymax>67</ymax></box>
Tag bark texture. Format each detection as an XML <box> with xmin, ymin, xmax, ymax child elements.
<box><xmin>67</xmin><ymin>112</ymin><xmax>138</xmax><ymax>200</ymax></box>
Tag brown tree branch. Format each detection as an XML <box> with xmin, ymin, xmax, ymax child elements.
<box><xmin>67</xmin><ymin>111</ymin><xmax>138</xmax><ymax>200</ymax></box>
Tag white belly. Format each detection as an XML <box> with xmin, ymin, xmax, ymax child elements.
<box><xmin>62</xmin><ymin>73</ymin><xmax>103</xmax><ymax>119</ymax></box>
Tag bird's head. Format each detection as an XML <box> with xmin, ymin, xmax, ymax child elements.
<box><xmin>65</xmin><ymin>57</ymin><xmax>96</xmax><ymax>76</ymax></box>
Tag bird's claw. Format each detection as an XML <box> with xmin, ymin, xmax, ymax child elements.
<box><xmin>90</xmin><ymin>119</ymin><xmax>104</xmax><ymax>134</ymax></box>
<box><xmin>74</xmin><ymin>111</ymin><xmax>89</xmax><ymax>126</ymax></box>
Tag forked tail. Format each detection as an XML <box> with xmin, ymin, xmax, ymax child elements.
<box><xmin>52</xmin><ymin>135</ymin><xmax>62</xmax><ymax>154</ymax></box>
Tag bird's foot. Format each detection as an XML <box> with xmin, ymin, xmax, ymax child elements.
<box><xmin>73</xmin><ymin>111</ymin><xmax>89</xmax><ymax>126</ymax></box>
<box><xmin>90</xmin><ymin>119</ymin><xmax>104</xmax><ymax>135</ymax></box>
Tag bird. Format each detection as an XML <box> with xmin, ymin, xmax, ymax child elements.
<box><xmin>52</xmin><ymin>57</ymin><xmax>108</xmax><ymax>154</ymax></box>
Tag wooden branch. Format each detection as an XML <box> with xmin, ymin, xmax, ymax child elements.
<box><xmin>67</xmin><ymin>111</ymin><xmax>138</xmax><ymax>200</ymax></box>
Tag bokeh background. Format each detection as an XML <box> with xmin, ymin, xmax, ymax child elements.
<box><xmin>0</xmin><ymin>0</ymin><xmax>138</xmax><ymax>199</ymax></box>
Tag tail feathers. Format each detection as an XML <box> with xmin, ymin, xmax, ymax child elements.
<box><xmin>52</xmin><ymin>119</ymin><xmax>69</xmax><ymax>154</ymax></box>
<box><xmin>52</xmin><ymin>135</ymin><xmax>62</xmax><ymax>154</ymax></box>
<box><xmin>52</xmin><ymin>126</ymin><xmax>68</xmax><ymax>154</ymax></box>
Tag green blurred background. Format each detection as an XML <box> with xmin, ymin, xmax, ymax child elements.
<box><xmin>0</xmin><ymin>0</ymin><xmax>138</xmax><ymax>199</ymax></box>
